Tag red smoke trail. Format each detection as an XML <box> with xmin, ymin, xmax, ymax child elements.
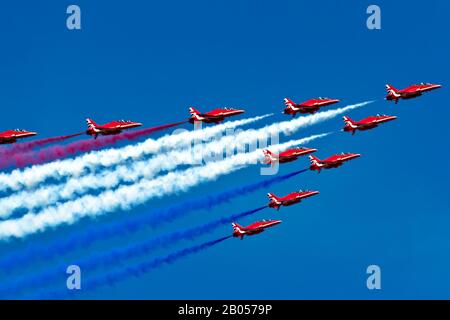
<box><xmin>0</xmin><ymin>121</ymin><xmax>186</xmax><ymax>170</ymax></box>
<box><xmin>0</xmin><ymin>133</ymin><xmax>83</xmax><ymax>157</ymax></box>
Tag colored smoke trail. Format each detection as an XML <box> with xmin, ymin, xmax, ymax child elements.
<box><xmin>0</xmin><ymin>169</ymin><xmax>307</xmax><ymax>271</ymax></box>
<box><xmin>0</xmin><ymin>121</ymin><xmax>186</xmax><ymax>170</ymax></box>
<box><xmin>41</xmin><ymin>236</ymin><xmax>232</xmax><ymax>299</ymax></box>
<box><xmin>0</xmin><ymin>115</ymin><xmax>279</xmax><ymax>216</ymax></box>
<box><xmin>0</xmin><ymin>125</ymin><xmax>323</xmax><ymax>216</ymax></box>
<box><xmin>0</xmin><ymin>100</ymin><xmax>371</xmax><ymax>215</ymax></box>
<box><xmin>0</xmin><ymin>133</ymin><xmax>324</xmax><ymax>240</ymax></box>
<box><xmin>83</xmin><ymin>235</ymin><xmax>232</xmax><ymax>293</ymax></box>
<box><xmin>0</xmin><ymin>114</ymin><xmax>272</xmax><ymax>193</ymax></box>
<box><xmin>0</xmin><ymin>207</ymin><xmax>266</xmax><ymax>297</ymax></box>
<box><xmin>0</xmin><ymin>133</ymin><xmax>83</xmax><ymax>157</ymax></box>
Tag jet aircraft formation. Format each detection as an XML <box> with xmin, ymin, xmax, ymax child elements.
<box><xmin>0</xmin><ymin>82</ymin><xmax>441</xmax><ymax>240</ymax></box>
<box><xmin>227</xmin><ymin>82</ymin><xmax>441</xmax><ymax>239</ymax></box>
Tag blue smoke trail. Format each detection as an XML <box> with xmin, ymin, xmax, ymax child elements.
<box><xmin>0</xmin><ymin>168</ymin><xmax>308</xmax><ymax>272</ymax></box>
<box><xmin>40</xmin><ymin>235</ymin><xmax>232</xmax><ymax>299</ymax></box>
<box><xmin>0</xmin><ymin>206</ymin><xmax>267</xmax><ymax>298</ymax></box>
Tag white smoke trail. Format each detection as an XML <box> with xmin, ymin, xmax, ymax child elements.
<box><xmin>0</xmin><ymin>133</ymin><xmax>329</xmax><ymax>240</ymax></box>
<box><xmin>0</xmin><ymin>114</ymin><xmax>272</xmax><ymax>193</ymax></box>
<box><xmin>0</xmin><ymin>101</ymin><xmax>372</xmax><ymax>216</ymax></box>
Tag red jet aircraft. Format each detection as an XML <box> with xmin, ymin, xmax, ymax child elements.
<box><xmin>263</xmin><ymin>147</ymin><xmax>317</xmax><ymax>165</ymax></box>
<box><xmin>283</xmin><ymin>97</ymin><xmax>340</xmax><ymax>116</ymax></box>
<box><xmin>232</xmin><ymin>220</ymin><xmax>282</xmax><ymax>240</ymax></box>
<box><xmin>268</xmin><ymin>190</ymin><xmax>319</xmax><ymax>210</ymax></box>
<box><xmin>86</xmin><ymin>118</ymin><xmax>143</xmax><ymax>139</ymax></box>
<box><xmin>385</xmin><ymin>83</ymin><xmax>441</xmax><ymax>104</ymax></box>
<box><xmin>188</xmin><ymin>107</ymin><xmax>244</xmax><ymax>124</ymax></box>
<box><xmin>343</xmin><ymin>115</ymin><xmax>397</xmax><ymax>135</ymax></box>
<box><xmin>0</xmin><ymin>129</ymin><xmax>37</xmax><ymax>144</ymax></box>
<box><xmin>309</xmin><ymin>153</ymin><xmax>360</xmax><ymax>172</ymax></box>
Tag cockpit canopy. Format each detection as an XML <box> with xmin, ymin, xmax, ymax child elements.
<box><xmin>13</xmin><ymin>129</ymin><xmax>26</xmax><ymax>132</ymax></box>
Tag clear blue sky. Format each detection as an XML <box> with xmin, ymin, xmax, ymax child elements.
<box><xmin>0</xmin><ymin>0</ymin><xmax>449</xmax><ymax>299</ymax></box>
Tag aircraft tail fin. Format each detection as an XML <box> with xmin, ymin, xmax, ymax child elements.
<box><xmin>263</xmin><ymin>149</ymin><xmax>275</xmax><ymax>164</ymax></box>
<box><xmin>231</xmin><ymin>222</ymin><xmax>244</xmax><ymax>234</ymax></box>
<box><xmin>267</xmin><ymin>192</ymin><xmax>279</xmax><ymax>201</ymax></box>
<box><xmin>283</xmin><ymin>98</ymin><xmax>297</xmax><ymax>110</ymax></box>
<box><xmin>343</xmin><ymin>116</ymin><xmax>355</xmax><ymax>125</ymax></box>
<box><xmin>189</xmin><ymin>107</ymin><xmax>203</xmax><ymax>121</ymax></box>
<box><xmin>267</xmin><ymin>192</ymin><xmax>281</xmax><ymax>209</ymax></box>
<box><xmin>343</xmin><ymin>116</ymin><xmax>357</xmax><ymax>128</ymax></box>
<box><xmin>86</xmin><ymin>118</ymin><xmax>99</xmax><ymax>130</ymax></box>
<box><xmin>309</xmin><ymin>155</ymin><xmax>321</xmax><ymax>165</ymax></box>
<box><xmin>385</xmin><ymin>84</ymin><xmax>400</xmax><ymax>97</ymax></box>
<box><xmin>189</xmin><ymin>107</ymin><xmax>201</xmax><ymax>115</ymax></box>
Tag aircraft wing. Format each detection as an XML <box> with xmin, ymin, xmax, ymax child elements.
<box><xmin>399</xmin><ymin>90</ymin><xmax>420</xmax><ymax>97</ymax></box>
<box><xmin>100</xmin><ymin>127</ymin><xmax>122</xmax><ymax>133</ymax></box>
<box><xmin>282</xmin><ymin>155</ymin><xmax>299</xmax><ymax>160</ymax></box>
<box><xmin>358</xmin><ymin>122</ymin><xmax>377</xmax><ymax>128</ymax></box>
<box><xmin>203</xmin><ymin>114</ymin><xmax>226</xmax><ymax>120</ymax></box>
